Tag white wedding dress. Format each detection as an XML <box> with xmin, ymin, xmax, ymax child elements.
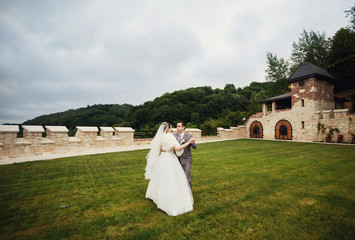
<box><xmin>145</xmin><ymin>133</ymin><xmax>193</xmax><ymax>216</ymax></box>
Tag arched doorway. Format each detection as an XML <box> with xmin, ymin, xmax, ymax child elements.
<box><xmin>275</xmin><ymin>120</ymin><xmax>292</xmax><ymax>140</ymax></box>
<box><xmin>250</xmin><ymin>121</ymin><xmax>263</xmax><ymax>138</ymax></box>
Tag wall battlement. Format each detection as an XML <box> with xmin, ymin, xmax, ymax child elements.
<box><xmin>0</xmin><ymin>125</ymin><xmax>134</xmax><ymax>161</ymax></box>
<box><xmin>315</xmin><ymin>109</ymin><xmax>355</xmax><ymax>142</ymax></box>
<box><xmin>0</xmin><ymin>126</ymin><xmax>204</xmax><ymax>163</ymax></box>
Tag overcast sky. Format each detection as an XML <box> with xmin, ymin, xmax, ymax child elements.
<box><xmin>0</xmin><ymin>0</ymin><xmax>353</xmax><ymax>124</ymax></box>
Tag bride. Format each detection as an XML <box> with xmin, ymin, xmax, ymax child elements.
<box><xmin>145</xmin><ymin>122</ymin><xmax>194</xmax><ymax>216</ymax></box>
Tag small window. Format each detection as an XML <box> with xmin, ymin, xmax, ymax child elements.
<box><xmin>299</xmin><ymin>80</ymin><xmax>305</xmax><ymax>87</ymax></box>
<box><xmin>301</xmin><ymin>121</ymin><xmax>305</xmax><ymax>129</ymax></box>
<box><xmin>301</xmin><ymin>99</ymin><xmax>304</xmax><ymax>107</ymax></box>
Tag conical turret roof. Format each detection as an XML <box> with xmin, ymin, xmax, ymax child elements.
<box><xmin>287</xmin><ymin>62</ymin><xmax>335</xmax><ymax>84</ymax></box>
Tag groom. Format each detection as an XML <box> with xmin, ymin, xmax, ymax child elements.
<box><xmin>174</xmin><ymin>122</ymin><xmax>196</xmax><ymax>188</ymax></box>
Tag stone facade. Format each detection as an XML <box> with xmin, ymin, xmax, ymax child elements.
<box><xmin>221</xmin><ymin>75</ymin><xmax>354</xmax><ymax>143</ymax></box>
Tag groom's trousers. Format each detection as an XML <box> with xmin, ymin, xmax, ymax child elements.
<box><xmin>180</xmin><ymin>161</ymin><xmax>192</xmax><ymax>189</ymax></box>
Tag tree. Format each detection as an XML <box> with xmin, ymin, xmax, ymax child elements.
<box><xmin>224</xmin><ymin>84</ymin><xmax>237</xmax><ymax>94</ymax></box>
<box><xmin>248</xmin><ymin>90</ymin><xmax>267</xmax><ymax>114</ymax></box>
<box><xmin>328</xmin><ymin>27</ymin><xmax>355</xmax><ymax>92</ymax></box>
<box><xmin>345</xmin><ymin>4</ymin><xmax>355</xmax><ymax>31</ymax></box>
<box><xmin>329</xmin><ymin>28</ymin><xmax>355</xmax><ymax>62</ymax></box>
<box><xmin>290</xmin><ymin>30</ymin><xmax>330</xmax><ymax>69</ymax></box>
<box><xmin>225</xmin><ymin>111</ymin><xmax>244</xmax><ymax>126</ymax></box>
<box><xmin>200</xmin><ymin>119</ymin><xmax>219</xmax><ymax>136</ymax></box>
<box><xmin>265</xmin><ymin>52</ymin><xmax>290</xmax><ymax>82</ymax></box>
<box><xmin>151</xmin><ymin>105</ymin><xmax>171</xmax><ymax>123</ymax></box>
<box><xmin>190</xmin><ymin>112</ymin><xmax>200</xmax><ymax>126</ymax></box>
<box><xmin>265</xmin><ymin>52</ymin><xmax>290</xmax><ymax>96</ymax></box>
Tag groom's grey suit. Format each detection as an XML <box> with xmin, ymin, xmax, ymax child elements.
<box><xmin>174</xmin><ymin>132</ymin><xmax>197</xmax><ymax>188</ymax></box>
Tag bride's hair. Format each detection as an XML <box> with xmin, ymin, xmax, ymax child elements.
<box><xmin>162</xmin><ymin>122</ymin><xmax>172</xmax><ymax>133</ymax></box>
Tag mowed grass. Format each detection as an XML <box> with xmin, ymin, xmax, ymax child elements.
<box><xmin>0</xmin><ymin>139</ymin><xmax>354</xmax><ymax>240</ymax></box>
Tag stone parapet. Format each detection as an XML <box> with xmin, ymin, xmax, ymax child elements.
<box><xmin>314</xmin><ymin>111</ymin><xmax>322</xmax><ymax>120</ymax></box>
<box><xmin>185</xmin><ymin>128</ymin><xmax>202</xmax><ymax>141</ymax></box>
<box><xmin>45</xmin><ymin>126</ymin><xmax>70</xmax><ymax>149</ymax></box>
<box><xmin>322</xmin><ymin>110</ymin><xmax>333</xmax><ymax>120</ymax></box>
<box><xmin>0</xmin><ymin>125</ymin><xmax>19</xmax><ymax>133</ymax></box>
<box><xmin>100</xmin><ymin>127</ymin><xmax>115</xmax><ymax>139</ymax></box>
<box><xmin>134</xmin><ymin>138</ymin><xmax>152</xmax><ymax>148</ymax></box>
<box><xmin>69</xmin><ymin>137</ymin><xmax>81</xmax><ymax>143</ymax></box>
<box><xmin>21</xmin><ymin>125</ymin><xmax>56</xmax><ymax>157</ymax></box>
<box><xmin>0</xmin><ymin>124</ymin><xmax>257</xmax><ymax>163</ymax></box>
<box><xmin>99</xmin><ymin>127</ymin><xmax>121</xmax><ymax>147</ymax></box>
<box><xmin>15</xmin><ymin>138</ymin><xmax>31</xmax><ymax>145</ymax></box>
<box><xmin>232</xmin><ymin>126</ymin><xmax>247</xmax><ymax>138</ymax></box>
<box><xmin>115</xmin><ymin>127</ymin><xmax>135</xmax><ymax>146</ymax></box>
<box><xmin>75</xmin><ymin>126</ymin><xmax>99</xmax><ymax>148</ymax></box>
<box><xmin>217</xmin><ymin>125</ymin><xmax>247</xmax><ymax>139</ymax></box>
<box><xmin>217</xmin><ymin>128</ymin><xmax>233</xmax><ymax>139</ymax></box>
<box><xmin>317</xmin><ymin>109</ymin><xmax>355</xmax><ymax>143</ymax></box>
<box><xmin>22</xmin><ymin>125</ymin><xmax>45</xmax><ymax>133</ymax></box>
<box><xmin>46</xmin><ymin>126</ymin><xmax>69</xmax><ymax>133</ymax></box>
<box><xmin>172</xmin><ymin>128</ymin><xmax>202</xmax><ymax>141</ymax></box>
<box><xmin>0</xmin><ymin>125</ymin><xmax>136</xmax><ymax>162</ymax></box>
<box><xmin>0</xmin><ymin>126</ymin><xmax>19</xmax><ymax>145</ymax></box>
<box><xmin>0</xmin><ymin>126</ymin><xmax>20</xmax><ymax>158</ymax></box>
<box><xmin>333</xmin><ymin>109</ymin><xmax>349</xmax><ymax>118</ymax></box>
<box><xmin>22</xmin><ymin>125</ymin><xmax>44</xmax><ymax>145</ymax></box>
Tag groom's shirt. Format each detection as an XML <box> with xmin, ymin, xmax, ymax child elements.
<box><xmin>178</xmin><ymin>131</ymin><xmax>185</xmax><ymax>144</ymax></box>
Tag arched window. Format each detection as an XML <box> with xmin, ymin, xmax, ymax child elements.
<box><xmin>301</xmin><ymin>99</ymin><xmax>304</xmax><ymax>107</ymax></box>
<box><xmin>301</xmin><ymin>121</ymin><xmax>305</xmax><ymax>129</ymax></box>
<box><xmin>253</xmin><ymin>125</ymin><xmax>260</xmax><ymax>135</ymax></box>
<box><xmin>279</xmin><ymin>125</ymin><xmax>288</xmax><ymax>136</ymax></box>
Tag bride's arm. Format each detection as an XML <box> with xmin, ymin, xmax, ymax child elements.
<box><xmin>173</xmin><ymin>138</ymin><xmax>195</xmax><ymax>151</ymax></box>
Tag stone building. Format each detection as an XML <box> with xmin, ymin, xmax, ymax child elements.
<box><xmin>244</xmin><ymin>62</ymin><xmax>354</xmax><ymax>143</ymax></box>
<box><xmin>1</xmin><ymin>62</ymin><xmax>353</xmax><ymax>163</ymax></box>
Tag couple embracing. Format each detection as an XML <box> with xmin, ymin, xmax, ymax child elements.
<box><xmin>145</xmin><ymin>121</ymin><xmax>197</xmax><ymax>216</ymax></box>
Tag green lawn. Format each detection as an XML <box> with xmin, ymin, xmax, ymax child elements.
<box><xmin>0</xmin><ymin>139</ymin><xmax>354</xmax><ymax>239</ymax></box>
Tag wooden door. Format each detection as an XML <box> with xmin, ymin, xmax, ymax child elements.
<box><xmin>250</xmin><ymin>121</ymin><xmax>263</xmax><ymax>138</ymax></box>
<box><xmin>275</xmin><ymin>120</ymin><xmax>292</xmax><ymax>140</ymax></box>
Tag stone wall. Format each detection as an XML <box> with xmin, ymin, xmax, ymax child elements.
<box><xmin>0</xmin><ymin>125</ymin><xmax>137</xmax><ymax>161</ymax></box>
<box><xmin>181</xmin><ymin>128</ymin><xmax>202</xmax><ymax>141</ymax></box>
<box><xmin>217</xmin><ymin>126</ymin><xmax>247</xmax><ymax>139</ymax></box>
<box><xmin>3</xmin><ymin>113</ymin><xmax>351</xmax><ymax>163</ymax></box>
<box><xmin>316</xmin><ymin>109</ymin><xmax>355</xmax><ymax>143</ymax></box>
<box><xmin>0</xmin><ymin>126</ymin><xmax>208</xmax><ymax>163</ymax></box>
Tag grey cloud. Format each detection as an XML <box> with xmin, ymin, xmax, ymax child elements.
<box><xmin>0</xmin><ymin>0</ymin><xmax>352</xmax><ymax>124</ymax></box>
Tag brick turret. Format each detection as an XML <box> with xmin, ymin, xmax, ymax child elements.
<box><xmin>287</xmin><ymin>62</ymin><xmax>335</xmax><ymax>111</ymax></box>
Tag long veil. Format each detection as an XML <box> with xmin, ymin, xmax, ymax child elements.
<box><xmin>145</xmin><ymin>123</ymin><xmax>167</xmax><ymax>180</ymax></box>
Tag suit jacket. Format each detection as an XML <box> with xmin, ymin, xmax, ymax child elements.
<box><xmin>174</xmin><ymin>132</ymin><xmax>197</xmax><ymax>164</ymax></box>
